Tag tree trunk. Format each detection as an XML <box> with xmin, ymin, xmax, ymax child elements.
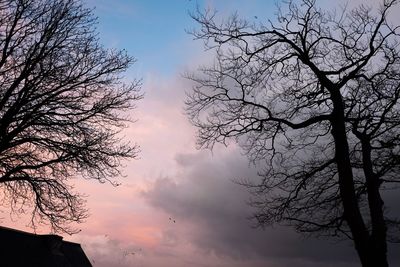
<box><xmin>361</xmin><ymin>139</ymin><xmax>388</xmax><ymax>267</ymax></box>
<box><xmin>329</xmin><ymin>89</ymin><xmax>383</xmax><ymax>266</ymax></box>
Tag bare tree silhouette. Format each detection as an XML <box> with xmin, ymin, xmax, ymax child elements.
<box><xmin>0</xmin><ymin>0</ymin><xmax>141</xmax><ymax>233</ymax></box>
<box><xmin>186</xmin><ymin>0</ymin><xmax>400</xmax><ymax>266</ymax></box>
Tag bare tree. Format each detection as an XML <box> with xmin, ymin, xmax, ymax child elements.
<box><xmin>0</xmin><ymin>0</ymin><xmax>141</xmax><ymax>233</ymax></box>
<box><xmin>186</xmin><ymin>0</ymin><xmax>400</xmax><ymax>266</ymax></box>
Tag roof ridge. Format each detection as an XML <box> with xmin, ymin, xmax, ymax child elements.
<box><xmin>0</xmin><ymin>226</ymin><xmax>85</xmax><ymax>246</ymax></box>
<box><xmin>0</xmin><ymin>225</ymin><xmax>42</xmax><ymax>236</ymax></box>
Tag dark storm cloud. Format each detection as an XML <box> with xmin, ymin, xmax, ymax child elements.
<box><xmin>142</xmin><ymin>148</ymin><xmax>383</xmax><ymax>267</ymax></box>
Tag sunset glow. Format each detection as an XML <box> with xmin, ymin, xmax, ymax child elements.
<box><xmin>1</xmin><ymin>0</ymin><xmax>400</xmax><ymax>267</ymax></box>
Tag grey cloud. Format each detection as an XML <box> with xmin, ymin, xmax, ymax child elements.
<box><xmin>80</xmin><ymin>237</ymin><xmax>143</xmax><ymax>267</ymax></box>
<box><xmin>142</xmin><ymin>148</ymin><xmax>388</xmax><ymax>267</ymax></box>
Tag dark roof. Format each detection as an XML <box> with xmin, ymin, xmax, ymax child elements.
<box><xmin>0</xmin><ymin>226</ymin><xmax>92</xmax><ymax>267</ymax></box>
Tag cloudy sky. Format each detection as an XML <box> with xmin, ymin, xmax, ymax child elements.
<box><xmin>3</xmin><ymin>0</ymin><xmax>400</xmax><ymax>266</ymax></box>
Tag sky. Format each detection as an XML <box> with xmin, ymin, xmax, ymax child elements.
<box><xmin>2</xmin><ymin>0</ymin><xmax>400</xmax><ymax>267</ymax></box>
